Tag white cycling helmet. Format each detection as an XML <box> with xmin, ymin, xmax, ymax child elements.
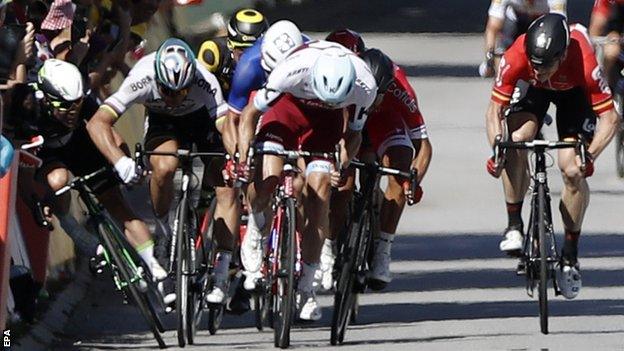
<box><xmin>311</xmin><ymin>50</ymin><xmax>355</xmax><ymax>105</ymax></box>
<box><xmin>261</xmin><ymin>20</ymin><xmax>303</xmax><ymax>72</ymax></box>
<box><xmin>37</xmin><ymin>59</ymin><xmax>84</xmax><ymax>101</ymax></box>
<box><xmin>155</xmin><ymin>38</ymin><xmax>196</xmax><ymax>91</ymax></box>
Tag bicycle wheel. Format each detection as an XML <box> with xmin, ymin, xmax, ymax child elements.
<box><xmin>254</xmin><ymin>281</ymin><xmax>268</xmax><ymax>331</ymax></box>
<box><xmin>175</xmin><ymin>198</ymin><xmax>191</xmax><ymax>347</ymax></box>
<box><xmin>537</xmin><ymin>183</ymin><xmax>549</xmax><ymax>334</ymax></box>
<box><xmin>186</xmin><ymin>205</ymin><xmax>206</xmax><ymax>345</ymax></box>
<box><xmin>98</xmin><ymin>221</ymin><xmax>166</xmax><ymax>348</ymax></box>
<box><xmin>208</xmin><ymin>303</ymin><xmax>224</xmax><ymax>335</ymax></box>
<box><xmin>616</xmin><ymin>127</ymin><xmax>624</xmax><ymax>178</ymax></box>
<box><xmin>188</xmin><ymin>197</ymin><xmax>216</xmax><ymax>343</ymax></box>
<box><xmin>274</xmin><ymin>198</ymin><xmax>296</xmax><ymax>349</ymax></box>
<box><xmin>331</xmin><ymin>203</ymin><xmax>370</xmax><ymax>345</ymax></box>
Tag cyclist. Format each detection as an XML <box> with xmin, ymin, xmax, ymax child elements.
<box><xmin>235</xmin><ymin>40</ymin><xmax>377</xmax><ymax>321</ymax></box>
<box><xmin>7</xmin><ymin>59</ymin><xmax>168</xmax><ymax>282</ymax></box>
<box><xmin>480</xmin><ymin>0</ymin><xmax>567</xmax><ymax>78</ymax></box>
<box><xmin>197</xmin><ymin>8</ymin><xmax>268</xmax><ymax>103</ymax></box>
<box><xmin>196</xmin><ymin>9</ymin><xmax>268</xmax><ymax>312</ymax></box>
<box><xmin>326</xmin><ymin>32</ymin><xmax>432</xmax><ymax>291</ymax></box>
<box><xmin>594</xmin><ymin>1</ymin><xmax>624</xmax><ymax>88</ymax></box>
<box><xmin>86</xmin><ymin>38</ymin><xmax>235</xmax><ymax>305</ymax></box>
<box><xmin>221</xmin><ymin>20</ymin><xmax>306</xmax><ymax>288</ymax></box>
<box><xmin>485</xmin><ymin>14</ymin><xmax>620</xmax><ymax>299</ymax></box>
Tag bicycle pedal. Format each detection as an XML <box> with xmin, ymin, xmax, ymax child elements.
<box><xmin>516</xmin><ymin>261</ymin><xmax>527</xmax><ymax>276</ymax></box>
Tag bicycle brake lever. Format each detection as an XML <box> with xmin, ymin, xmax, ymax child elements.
<box><xmin>406</xmin><ymin>168</ymin><xmax>419</xmax><ymax>206</ymax></box>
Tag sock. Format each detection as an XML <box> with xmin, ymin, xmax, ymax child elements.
<box><xmin>214</xmin><ymin>251</ymin><xmax>232</xmax><ymax>283</ymax></box>
<box><xmin>377</xmin><ymin>231</ymin><xmax>395</xmax><ymax>255</ymax></box>
<box><xmin>248</xmin><ymin>210</ymin><xmax>266</xmax><ymax>233</ymax></box>
<box><xmin>58</xmin><ymin>214</ymin><xmax>100</xmax><ymax>257</ymax></box>
<box><xmin>506</xmin><ymin>201</ymin><xmax>524</xmax><ymax>230</ymax></box>
<box><xmin>298</xmin><ymin>262</ymin><xmax>319</xmax><ymax>293</ymax></box>
<box><xmin>562</xmin><ymin>230</ymin><xmax>580</xmax><ymax>264</ymax></box>
<box><xmin>137</xmin><ymin>240</ymin><xmax>155</xmax><ymax>264</ymax></box>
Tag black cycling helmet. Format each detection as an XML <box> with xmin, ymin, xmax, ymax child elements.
<box><xmin>227</xmin><ymin>8</ymin><xmax>268</xmax><ymax>49</ymax></box>
<box><xmin>525</xmin><ymin>13</ymin><xmax>570</xmax><ymax>67</ymax></box>
<box><xmin>360</xmin><ymin>48</ymin><xmax>394</xmax><ymax>94</ymax></box>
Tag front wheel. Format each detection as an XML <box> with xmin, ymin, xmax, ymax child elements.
<box><xmin>537</xmin><ymin>183</ymin><xmax>549</xmax><ymax>335</ymax></box>
<box><xmin>274</xmin><ymin>199</ymin><xmax>296</xmax><ymax>349</ymax></box>
<box><xmin>175</xmin><ymin>199</ymin><xmax>191</xmax><ymax>347</ymax></box>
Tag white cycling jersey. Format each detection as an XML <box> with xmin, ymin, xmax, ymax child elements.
<box><xmin>253</xmin><ymin>40</ymin><xmax>377</xmax><ymax>131</ymax></box>
<box><xmin>488</xmin><ymin>0</ymin><xmax>567</xmax><ymax>20</ymax></box>
<box><xmin>104</xmin><ymin>52</ymin><xmax>227</xmax><ymax>118</ymax></box>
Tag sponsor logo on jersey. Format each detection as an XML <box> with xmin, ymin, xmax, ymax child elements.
<box><xmin>287</xmin><ymin>67</ymin><xmax>308</xmax><ymax>78</ymax></box>
<box><xmin>196</xmin><ymin>78</ymin><xmax>218</xmax><ymax>95</ymax></box>
<box><xmin>387</xmin><ymin>81</ymin><xmax>418</xmax><ymax>113</ymax></box>
<box><xmin>130</xmin><ymin>76</ymin><xmax>153</xmax><ymax>92</ymax></box>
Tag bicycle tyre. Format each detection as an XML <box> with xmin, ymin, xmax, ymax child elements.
<box><xmin>175</xmin><ymin>199</ymin><xmax>191</xmax><ymax>347</ymax></box>
<box><xmin>208</xmin><ymin>304</ymin><xmax>224</xmax><ymax>335</ymax></box>
<box><xmin>331</xmin><ymin>204</ymin><xmax>370</xmax><ymax>345</ymax></box>
<box><xmin>188</xmin><ymin>196</ymin><xmax>217</xmax><ymax>344</ymax></box>
<box><xmin>616</xmin><ymin>127</ymin><xmax>624</xmax><ymax>178</ymax></box>
<box><xmin>98</xmin><ymin>222</ymin><xmax>166</xmax><ymax>348</ymax></box>
<box><xmin>274</xmin><ymin>198</ymin><xmax>296</xmax><ymax>349</ymax></box>
<box><xmin>537</xmin><ymin>183</ymin><xmax>549</xmax><ymax>334</ymax></box>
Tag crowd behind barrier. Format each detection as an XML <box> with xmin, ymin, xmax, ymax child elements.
<box><xmin>0</xmin><ymin>0</ymin><xmax>243</xmax><ymax>332</ymax></box>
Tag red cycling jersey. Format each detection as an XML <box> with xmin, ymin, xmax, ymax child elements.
<box><xmin>491</xmin><ymin>24</ymin><xmax>614</xmax><ymax>115</ymax></box>
<box><xmin>369</xmin><ymin>64</ymin><xmax>427</xmax><ymax>141</ymax></box>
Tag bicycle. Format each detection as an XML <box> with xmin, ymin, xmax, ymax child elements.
<box><xmin>330</xmin><ymin>160</ymin><xmax>418</xmax><ymax>345</ymax></box>
<box><xmin>591</xmin><ymin>36</ymin><xmax>624</xmax><ymax>178</ymax></box>
<box><xmin>135</xmin><ymin>144</ymin><xmax>225</xmax><ymax>347</ymax></box>
<box><xmin>55</xmin><ymin>168</ymin><xmax>166</xmax><ymax>348</ymax></box>
<box><xmin>493</xmin><ymin>136</ymin><xmax>587</xmax><ymax>334</ymax></box>
<box><xmin>250</xmin><ymin>147</ymin><xmax>338</xmax><ymax>349</ymax></box>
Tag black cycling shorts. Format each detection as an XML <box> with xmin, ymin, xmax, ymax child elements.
<box><xmin>506</xmin><ymin>85</ymin><xmax>596</xmax><ymax>141</ymax></box>
<box><xmin>37</xmin><ymin>125</ymin><xmax>119</xmax><ymax>193</ymax></box>
<box><xmin>144</xmin><ymin>107</ymin><xmax>223</xmax><ymax>152</ymax></box>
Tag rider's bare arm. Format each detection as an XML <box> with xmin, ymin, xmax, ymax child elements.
<box><xmin>237</xmin><ymin>103</ymin><xmax>263</xmax><ymax>163</ymax></box>
<box><xmin>486</xmin><ymin>99</ymin><xmax>505</xmax><ymax>146</ymax></box>
<box><xmin>589</xmin><ymin>108</ymin><xmax>620</xmax><ymax>159</ymax></box>
<box><xmin>222</xmin><ymin>110</ymin><xmax>240</xmax><ymax>157</ymax></box>
<box><xmin>86</xmin><ymin>106</ymin><xmax>127</xmax><ymax>164</ymax></box>
<box><xmin>412</xmin><ymin>138</ymin><xmax>432</xmax><ymax>183</ymax></box>
<box><xmin>484</xmin><ymin>16</ymin><xmax>504</xmax><ymax>56</ymax></box>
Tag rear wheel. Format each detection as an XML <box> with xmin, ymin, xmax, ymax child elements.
<box><xmin>537</xmin><ymin>184</ymin><xmax>549</xmax><ymax>335</ymax></box>
<box><xmin>188</xmin><ymin>197</ymin><xmax>217</xmax><ymax>343</ymax></box>
<box><xmin>616</xmin><ymin>126</ymin><xmax>624</xmax><ymax>178</ymax></box>
<box><xmin>331</xmin><ymin>205</ymin><xmax>370</xmax><ymax>345</ymax></box>
<box><xmin>99</xmin><ymin>222</ymin><xmax>166</xmax><ymax>348</ymax></box>
<box><xmin>274</xmin><ymin>199</ymin><xmax>296</xmax><ymax>349</ymax></box>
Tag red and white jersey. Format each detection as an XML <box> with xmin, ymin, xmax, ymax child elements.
<box><xmin>253</xmin><ymin>40</ymin><xmax>377</xmax><ymax>130</ymax></box>
<box><xmin>369</xmin><ymin>65</ymin><xmax>427</xmax><ymax>140</ymax></box>
<box><xmin>491</xmin><ymin>24</ymin><xmax>614</xmax><ymax>114</ymax></box>
<box><xmin>488</xmin><ymin>0</ymin><xmax>566</xmax><ymax>20</ymax></box>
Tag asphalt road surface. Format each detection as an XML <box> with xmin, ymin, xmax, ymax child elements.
<box><xmin>49</xmin><ymin>34</ymin><xmax>624</xmax><ymax>350</ymax></box>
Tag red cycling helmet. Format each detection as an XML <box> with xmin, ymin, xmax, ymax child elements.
<box><xmin>326</xmin><ymin>28</ymin><xmax>365</xmax><ymax>54</ymax></box>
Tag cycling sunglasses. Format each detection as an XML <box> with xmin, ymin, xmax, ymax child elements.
<box><xmin>158</xmin><ymin>84</ymin><xmax>190</xmax><ymax>98</ymax></box>
<box><xmin>48</xmin><ymin>98</ymin><xmax>83</xmax><ymax>111</ymax></box>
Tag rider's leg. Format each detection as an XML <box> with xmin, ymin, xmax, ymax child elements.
<box><xmin>240</xmin><ymin>152</ymin><xmax>283</xmax><ymax>274</ymax></box>
<box><xmin>499</xmin><ymin>111</ymin><xmax>539</xmax><ymax>251</ymax></box>
<box><xmin>299</xmin><ymin>165</ymin><xmax>332</xmax><ymax>321</ymax></box>
<box><xmin>557</xmin><ymin>146</ymin><xmax>589</xmax><ymax>265</ymax></box>
<box><xmin>148</xmin><ymin>139</ymin><xmax>180</xmax><ymax>219</ymax></box>
<box><xmin>98</xmin><ymin>187</ymin><xmax>168</xmax><ymax>281</ymax></box>
<box><xmin>42</xmin><ymin>164</ymin><xmax>100</xmax><ymax>256</ymax></box>
<box><xmin>369</xmin><ymin>145</ymin><xmax>413</xmax><ymax>289</ymax></box>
